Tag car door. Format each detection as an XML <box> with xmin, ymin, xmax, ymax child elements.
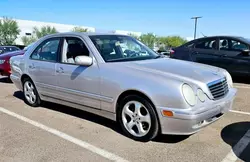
<box><xmin>190</xmin><ymin>38</ymin><xmax>222</xmax><ymax>67</ymax></box>
<box><xmin>27</xmin><ymin>37</ymin><xmax>62</xmax><ymax>98</ymax></box>
<box><xmin>55</xmin><ymin>36</ymin><xmax>101</xmax><ymax>109</ymax></box>
<box><xmin>172</xmin><ymin>41</ymin><xmax>195</xmax><ymax>61</ymax></box>
<box><xmin>218</xmin><ymin>38</ymin><xmax>250</xmax><ymax>75</ymax></box>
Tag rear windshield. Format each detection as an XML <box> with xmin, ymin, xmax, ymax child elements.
<box><xmin>0</xmin><ymin>46</ymin><xmax>20</xmax><ymax>54</ymax></box>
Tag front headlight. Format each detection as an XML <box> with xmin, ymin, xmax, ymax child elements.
<box><xmin>0</xmin><ymin>59</ymin><xmax>5</xmax><ymax>64</ymax></box>
<box><xmin>223</xmin><ymin>70</ymin><xmax>233</xmax><ymax>88</ymax></box>
<box><xmin>182</xmin><ymin>84</ymin><xmax>197</xmax><ymax>106</ymax></box>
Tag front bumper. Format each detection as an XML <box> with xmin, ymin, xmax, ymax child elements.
<box><xmin>157</xmin><ymin>88</ymin><xmax>237</xmax><ymax>135</ymax></box>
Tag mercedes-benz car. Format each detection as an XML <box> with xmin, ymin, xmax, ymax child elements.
<box><xmin>9</xmin><ymin>32</ymin><xmax>237</xmax><ymax>141</ymax></box>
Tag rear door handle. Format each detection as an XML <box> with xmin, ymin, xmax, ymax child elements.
<box><xmin>56</xmin><ymin>67</ymin><xmax>64</xmax><ymax>73</ymax></box>
<box><xmin>221</xmin><ymin>54</ymin><xmax>227</xmax><ymax>57</ymax></box>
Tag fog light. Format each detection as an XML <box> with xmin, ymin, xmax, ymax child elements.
<box><xmin>162</xmin><ymin>110</ymin><xmax>173</xmax><ymax>117</ymax></box>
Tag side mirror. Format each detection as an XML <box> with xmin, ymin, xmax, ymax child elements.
<box><xmin>75</xmin><ymin>56</ymin><xmax>93</xmax><ymax>66</ymax></box>
<box><xmin>242</xmin><ymin>49</ymin><xmax>250</xmax><ymax>56</ymax></box>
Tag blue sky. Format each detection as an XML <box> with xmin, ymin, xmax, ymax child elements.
<box><xmin>1</xmin><ymin>0</ymin><xmax>250</xmax><ymax>38</ymax></box>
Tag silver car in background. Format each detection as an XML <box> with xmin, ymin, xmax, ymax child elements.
<box><xmin>10</xmin><ymin>32</ymin><xmax>237</xmax><ymax>141</ymax></box>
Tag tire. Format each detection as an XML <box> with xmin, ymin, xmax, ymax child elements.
<box><xmin>117</xmin><ymin>95</ymin><xmax>159</xmax><ymax>142</ymax></box>
<box><xmin>22</xmin><ymin>78</ymin><xmax>41</xmax><ymax>107</ymax></box>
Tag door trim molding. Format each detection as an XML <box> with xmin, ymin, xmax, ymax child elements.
<box><xmin>36</xmin><ymin>82</ymin><xmax>113</xmax><ymax>103</ymax></box>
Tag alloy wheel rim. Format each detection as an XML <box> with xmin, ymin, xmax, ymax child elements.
<box><xmin>122</xmin><ymin>101</ymin><xmax>151</xmax><ymax>137</ymax></box>
<box><xmin>24</xmin><ymin>81</ymin><xmax>36</xmax><ymax>104</ymax></box>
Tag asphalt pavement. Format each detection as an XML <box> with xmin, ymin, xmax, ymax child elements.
<box><xmin>0</xmin><ymin>76</ymin><xmax>249</xmax><ymax>162</ymax></box>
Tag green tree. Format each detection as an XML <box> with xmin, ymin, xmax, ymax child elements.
<box><xmin>72</xmin><ymin>26</ymin><xmax>88</xmax><ymax>32</ymax></box>
<box><xmin>33</xmin><ymin>26</ymin><xmax>58</xmax><ymax>39</ymax></box>
<box><xmin>158</xmin><ymin>36</ymin><xmax>187</xmax><ymax>48</ymax></box>
<box><xmin>139</xmin><ymin>33</ymin><xmax>156</xmax><ymax>49</ymax></box>
<box><xmin>0</xmin><ymin>17</ymin><xmax>20</xmax><ymax>45</ymax></box>
<box><xmin>21</xmin><ymin>35</ymin><xmax>37</xmax><ymax>46</ymax></box>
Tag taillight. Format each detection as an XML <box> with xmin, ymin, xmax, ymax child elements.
<box><xmin>170</xmin><ymin>49</ymin><xmax>175</xmax><ymax>57</ymax></box>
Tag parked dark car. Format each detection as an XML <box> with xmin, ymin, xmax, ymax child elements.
<box><xmin>0</xmin><ymin>46</ymin><xmax>20</xmax><ymax>55</ymax></box>
<box><xmin>170</xmin><ymin>36</ymin><xmax>250</xmax><ymax>76</ymax></box>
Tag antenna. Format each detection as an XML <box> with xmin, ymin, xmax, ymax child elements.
<box><xmin>201</xmin><ymin>32</ymin><xmax>206</xmax><ymax>37</ymax></box>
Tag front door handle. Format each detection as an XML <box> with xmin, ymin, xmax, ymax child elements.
<box><xmin>56</xmin><ymin>67</ymin><xmax>64</xmax><ymax>73</ymax></box>
<box><xmin>28</xmin><ymin>64</ymin><xmax>35</xmax><ymax>69</ymax></box>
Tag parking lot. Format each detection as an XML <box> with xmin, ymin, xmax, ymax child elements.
<box><xmin>0</xmin><ymin>76</ymin><xmax>249</xmax><ymax>162</ymax></box>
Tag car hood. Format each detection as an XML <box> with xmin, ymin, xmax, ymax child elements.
<box><xmin>0</xmin><ymin>50</ymin><xmax>25</xmax><ymax>59</ymax></box>
<box><xmin>124</xmin><ymin>58</ymin><xmax>225</xmax><ymax>85</ymax></box>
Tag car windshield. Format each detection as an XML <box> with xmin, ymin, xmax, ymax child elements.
<box><xmin>238</xmin><ymin>37</ymin><xmax>250</xmax><ymax>44</ymax></box>
<box><xmin>89</xmin><ymin>35</ymin><xmax>159</xmax><ymax>62</ymax></box>
<box><xmin>246</xmin><ymin>38</ymin><xmax>250</xmax><ymax>43</ymax></box>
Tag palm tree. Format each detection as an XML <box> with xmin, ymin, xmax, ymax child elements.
<box><xmin>0</xmin><ymin>17</ymin><xmax>20</xmax><ymax>45</ymax></box>
<box><xmin>21</xmin><ymin>35</ymin><xmax>36</xmax><ymax>46</ymax></box>
<box><xmin>33</xmin><ymin>26</ymin><xmax>58</xmax><ymax>39</ymax></box>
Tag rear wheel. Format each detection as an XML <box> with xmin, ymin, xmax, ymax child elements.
<box><xmin>117</xmin><ymin>95</ymin><xmax>159</xmax><ymax>141</ymax></box>
<box><xmin>23</xmin><ymin>78</ymin><xmax>41</xmax><ymax>107</ymax></box>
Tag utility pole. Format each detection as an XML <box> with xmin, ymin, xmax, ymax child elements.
<box><xmin>191</xmin><ymin>16</ymin><xmax>202</xmax><ymax>39</ymax></box>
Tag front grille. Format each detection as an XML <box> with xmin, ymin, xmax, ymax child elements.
<box><xmin>208</xmin><ymin>77</ymin><xmax>228</xmax><ymax>100</ymax></box>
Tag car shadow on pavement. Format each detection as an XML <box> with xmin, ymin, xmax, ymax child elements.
<box><xmin>14</xmin><ymin>90</ymin><xmax>189</xmax><ymax>143</ymax></box>
<box><xmin>0</xmin><ymin>77</ymin><xmax>12</xmax><ymax>83</ymax></box>
<box><xmin>153</xmin><ymin>134</ymin><xmax>190</xmax><ymax>143</ymax></box>
<box><xmin>221</xmin><ymin>122</ymin><xmax>250</xmax><ymax>162</ymax></box>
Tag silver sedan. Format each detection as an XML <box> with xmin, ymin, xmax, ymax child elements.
<box><xmin>10</xmin><ymin>32</ymin><xmax>237</xmax><ymax>141</ymax></box>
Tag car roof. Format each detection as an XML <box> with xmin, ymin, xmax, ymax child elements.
<box><xmin>46</xmin><ymin>32</ymin><xmax>129</xmax><ymax>37</ymax></box>
<box><xmin>202</xmin><ymin>35</ymin><xmax>243</xmax><ymax>39</ymax></box>
<box><xmin>0</xmin><ymin>45</ymin><xmax>19</xmax><ymax>48</ymax></box>
<box><xmin>186</xmin><ymin>35</ymin><xmax>250</xmax><ymax>44</ymax></box>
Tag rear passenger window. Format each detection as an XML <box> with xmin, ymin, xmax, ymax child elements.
<box><xmin>194</xmin><ymin>39</ymin><xmax>217</xmax><ymax>50</ymax></box>
<box><xmin>30</xmin><ymin>38</ymin><xmax>60</xmax><ymax>62</ymax></box>
<box><xmin>184</xmin><ymin>41</ymin><xmax>195</xmax><ymax>48</ymax></box>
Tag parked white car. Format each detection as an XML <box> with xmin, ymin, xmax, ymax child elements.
<box><xmin>10</xmin><ymin>32</ymin><xmax>237</xmax><ymax>141</ymax></box>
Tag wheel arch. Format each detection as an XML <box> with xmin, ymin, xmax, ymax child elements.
<box><xmin>116</xmin><ymin>89</ymin><xmax>160</xmax><ymax>123</ymax></box>
<box><xmin>116</xmin><ymin>90</ymin><xmax>156</xmax><ymax>110</ymax></box>
<box><xmin>21</xmin><ymin>74</ymin><xmax>33</xmax><ymax>84</ymax></box>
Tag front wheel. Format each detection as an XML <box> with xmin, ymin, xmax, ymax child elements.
<box><xmin>23</xmin><ymin>78</ymin><xmax>41</xmax><ymax>107</ymax></box>
<box><xmin>117</xmin><ymin>95</ymin><xmax>159</xmax><ymax>141</ymax></box>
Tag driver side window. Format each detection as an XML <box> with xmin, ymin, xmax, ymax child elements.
<box><xmin>231</xmin><ymin>40</ymin><xmax>248</xmax><ymax>52</ymax></box>
<box><xmin>61</xmin><ymin>37</ymin><xmax>90</xmax><ymax>64</ymax></box>
<box><xmin>219</xmin><ymin>38</ymin><xmax>249</xmax><ymax>52</ymax></box>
